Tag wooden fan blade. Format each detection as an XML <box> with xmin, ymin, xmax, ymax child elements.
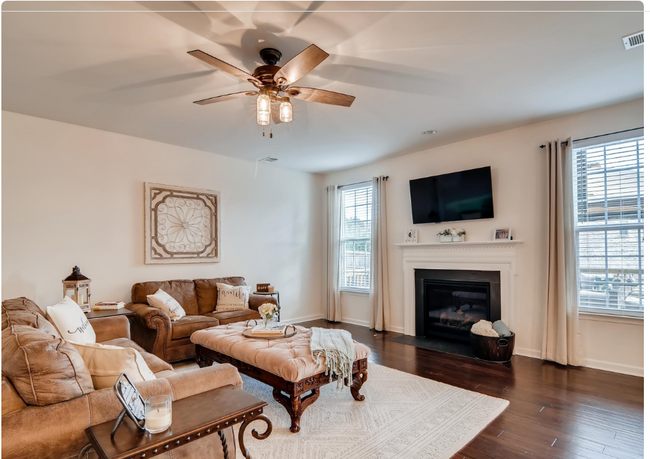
<box><xmin>271</xmin><ymin>102</ymin><xmax>282</xmax><ymax>124</ymax></box>
<box><xmin>285</xmin><ymin>87</ymin><xmax>355</xmax><ymax>107</ymax></box>
<box><xmin>193</xmin><ymin>91</ymin><xmax>256</xmax><ymax>105</ymax></box>
<box><xmin>274</xmin><ymin>44</ymin><xmax>329</xmax><ymax>86</ymax></box>
<box><xmin>188</xmin><ymin>50</ymin><xmax>261</xmax><ymax>86</ymax></box>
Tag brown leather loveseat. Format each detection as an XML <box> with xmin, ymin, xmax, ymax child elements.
<box><xmin>1</xmin><ymin>297</ymin><xmax>242</xmax><ymax>459</ymax></box>
<box><xmin>127</xmin><ymin>277</ymin><xmax>277</xmax><ymax>363</ymax></box>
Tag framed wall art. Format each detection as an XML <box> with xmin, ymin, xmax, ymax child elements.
<box><xmin>145</xmin><ymin>183</ymin><xmax>221</xmax><ymax>264</ymax></box>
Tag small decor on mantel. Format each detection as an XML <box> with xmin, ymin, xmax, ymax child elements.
<box><xmin>437</xmin><ymin>228</ymin><xmax>466</xmax><ymax>243</ymax></box>
<box><xmin>404</xmin><ymin>229</ymin><xmax>419</xmax><ymax>243</ymax></box>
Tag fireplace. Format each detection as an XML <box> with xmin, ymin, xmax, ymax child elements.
<box><xmin>415</xmin><ymin>269</ymin><xmax>500</xmax><ymax>342</ymax></box>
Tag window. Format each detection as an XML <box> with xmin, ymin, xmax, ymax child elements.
<box><xmin>340</xmin><ymin>184</ymin><xmax>372</xmax><ymax>291</ymax></box>
<box><xmin>573</xmin><ymin>132</ymin><xmax>644</xmax><ymax>316</ymax></box>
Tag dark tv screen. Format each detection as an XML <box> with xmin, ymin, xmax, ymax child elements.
<box><xmin>409</xmin><ymin>166</ymin><xmax>494</xmax><ymax>224</ymax></box>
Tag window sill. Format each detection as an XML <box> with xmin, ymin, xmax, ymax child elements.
<box><xmin>579</xmin><ymin>311</ymin><xmax>644</xmax><ymax>325</ymax></box>
<box><xmin>340</xmin><ymin>288</ymin><xmax>370</xmax><ymax>295</ymax></box>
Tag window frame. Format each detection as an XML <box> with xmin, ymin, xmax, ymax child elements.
<box><xmin>572</xmin><ymin>131</ymin><xmax>644</xmax><ymax>319</ymax></box>
<box><xmin>339</xmin><ymin>182</ymin><xmax>373</xmax><ymax>294</ymax></box>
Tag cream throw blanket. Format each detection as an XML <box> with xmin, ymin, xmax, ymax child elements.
<box><xmin>310</xmin><ymin>328</ymin><xmax>355</xmax><ymax>389</ymax></box>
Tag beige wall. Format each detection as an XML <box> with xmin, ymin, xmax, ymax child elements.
<box><xmin>324</xmin><ymin>99</ymin><xmax>644</xmax><ymax>376</ymax></box>
<box><xmin>2</xmin><ymin>111</ymin><xmax>324</xmax><ymax>323</ymax></box>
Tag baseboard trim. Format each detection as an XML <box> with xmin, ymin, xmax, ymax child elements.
<box><xmin>583</xmin><ymin>358</ymin><xmax>644</xmax><ymax>377</ymax></box>
<box><xmin>389</xmin><ymin>325</ymin><xmax>404</xmax><ymax>333</ymax></box>
<box><xmin>515</xmin><ymin>347</ymin><xmax>542</xmax><ymax>359</ymax></box>
<box><xmin>283</xmin><ymin>313</ymin><xmax>324</xmax><ymax>324</ymax></box>
<box><xmin>341</xmin><ymin>317</ymin><xmax>370</xmax><ymax>327</ymax></box>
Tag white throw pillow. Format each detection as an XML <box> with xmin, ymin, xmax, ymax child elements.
<box><xmin>215</xmin><ymin>283</ymin><xmax>251</xmax><ymax>311</ymax></box>
<box><xmin>46</xmin><ymin>296</ymin><xmax>96</xmax><ymax>344</ymax></box>
<box><xmin>146</xmin><ymin>289</ymin><xmax>186</xmax><ymax>321</ymax></box>
<box><xmin>72</xmin><ymin>342</ymin><xmax>156</xmax><ymax>389</ymax></box>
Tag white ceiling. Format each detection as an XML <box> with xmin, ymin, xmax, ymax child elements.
<box><xmin>2</xmin><ymin>1</ymin><xmax>644</xmax><ymax>173</ymax></box>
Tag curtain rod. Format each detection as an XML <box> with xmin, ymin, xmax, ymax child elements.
<box><xmin>336</xmin><ymin>176</ymin><xmax>389</xmax><ymax>189</ymax></box>
<box><xmin>538</xmin><ymin>127</ymin><xmax>643</xmax><ymax>149</ymax></box>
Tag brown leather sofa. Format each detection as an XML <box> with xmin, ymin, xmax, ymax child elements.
<box><xmin>126</xmin><ymin>277</ymin><xmax>277</xmax><ymax>363</ymax></box>
<box><xmin>1</xmin><ymin>297</ymin><xmax>242</xmax><ymax>459</ymax></box>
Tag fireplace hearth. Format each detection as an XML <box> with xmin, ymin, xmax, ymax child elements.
<box><xmin>415</xmin><ymin>269</ymin><xmax>500</xmax><ymax>342</ymax></box>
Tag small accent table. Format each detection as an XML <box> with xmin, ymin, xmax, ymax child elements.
<box><xmin>82</xmin><ymin>385</ymin><xmax>271</xmax><ymax>459</ymax></box>
<box><xmin>253</xmin><ymin>291</ymin><xmax>280</xmax><ymax>320</ymax></box>
<box><xmin>85</xmin><ymin>308</ymin><xmax>135</xmax><ymax>321</ymax></box>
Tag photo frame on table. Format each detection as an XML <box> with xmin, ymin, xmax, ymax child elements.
<box><xmin>493</xmin><ymin>228</ymin><xmax>512</xmax><ymax>240</ymax></box>
<box><xmin>110</xmin><ymin>373</ymin><xmax>146</xmax><ymax>437</ymax></box>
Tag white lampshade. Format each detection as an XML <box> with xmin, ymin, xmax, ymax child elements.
<box><xmin>257</xmin><ymin>110</ymin><xmax>270</xmax><ymax>126</ymax></box>
<box><xmin>257</xmin><ymin>93</ymin><xmax>271</xmax><ymax>115</ymax></box>
<box><xmin>279</xmin><ymin>99</ymin><xmax>293</xmax><ymax>123</ymax></box>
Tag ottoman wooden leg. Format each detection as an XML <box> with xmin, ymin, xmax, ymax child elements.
<box><xmin>349</xmin><ymin>369</ymin><xmax>367</xmax><ymax>401</ymax></box>
<box><xmin>273</xmin><ymin>387</ymin><xmax>321</xmax><ymax>433</ymax></box>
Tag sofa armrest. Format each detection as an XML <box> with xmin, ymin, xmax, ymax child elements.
<box><xmin>90</xmin><ymin>315</ymin><xmax>130</xmax><ymax>341</ymax></box>
<box><xmin>126</xmin><ymin>302</ymin><xmax>171</xmax><ymax>331</ymax></box>
<box><xmin>248</xmin><ymin>294</ymin><xmax>277</xmax><ymax>312</ymax></box>
<box><xmin>1</xmin><ymin>364</ymin><xmax>242</xmax><ymax>459</ymax></box>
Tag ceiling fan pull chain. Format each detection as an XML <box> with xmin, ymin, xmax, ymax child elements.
<box><xmin>262</xmin><ymin>127</ymin><xmax>265</xmax><ymax>137</ymax></box>
<box><xmin>270</xmin><ymin>128</ymin><xmax>273</xmax><ymax>139</ymax></box>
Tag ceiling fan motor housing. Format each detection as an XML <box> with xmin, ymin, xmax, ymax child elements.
<box><xmin>259</xmin><ymin>48</ymin><xmax>282</xmax><ymax>65</ymax></box>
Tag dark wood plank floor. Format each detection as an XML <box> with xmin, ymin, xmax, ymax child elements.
<box><xmin>299</xmin><ymin>319</ymin><xmax>644</xmax><ymax>459</ymax></box>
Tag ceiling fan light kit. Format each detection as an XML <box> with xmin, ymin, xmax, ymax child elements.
<box><xmin>188</xmin><ymin>44</ymin><xmax>355</xmax><ymax>135</ymax></box>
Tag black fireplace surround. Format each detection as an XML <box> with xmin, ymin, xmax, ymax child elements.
<box><xmin>415</xmin><ymin>269</ymin><xmax>501</xmax><ymax>342</ymax></box>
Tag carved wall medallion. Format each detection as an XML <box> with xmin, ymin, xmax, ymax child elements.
<box><xmin>145</xmin><ymin>183</ymin><xmax>221</xmax><ymax>264</ymax></box>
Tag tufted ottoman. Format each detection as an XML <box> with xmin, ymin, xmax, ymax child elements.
<box><xmin>191</xmin><ymin>322</ymin><xmax>370</xmax><ymax>433</ymax></box>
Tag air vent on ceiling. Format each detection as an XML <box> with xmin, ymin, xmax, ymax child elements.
<box><xmin>258</xmin><ymin>156</ymin><xmax>278</xmax><ymax>163</ymax></box>
<box><xmin>622</xmin><ymin>31</ymin><xmax>644</xmax><ymax>50</ymax></box>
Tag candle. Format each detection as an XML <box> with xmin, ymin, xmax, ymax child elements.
<box><xmin>145</xmin><ymin>408</ymin><xmax>172</xmax><ymax>433</ymax></box>
<box><xmin>145</xmin><ymin>395</ymin><xmax>172</xmax><ymax>434</ymax></box>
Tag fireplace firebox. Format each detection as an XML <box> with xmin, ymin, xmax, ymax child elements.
<box><xmin>415</xmin><ymin>269</ymin><xmax>500</xmax><ymax>342</ymax></box>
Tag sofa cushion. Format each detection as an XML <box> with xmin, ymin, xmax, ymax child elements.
<box><xmin>147</xmin><ymin>289</ymin><xmax>186</xmax><ymax>321</ymax></box>
<box><xmin>194</xmin><ymin>277</ymin><xmax>246</xmax><ymax>315</ymax></box>
<box><xmin>171</xmin><ymin>315</ymin><xmax>219</xmax><ymax>340</ymax></box>
<box><xmin>2</xmin><ymin>297</ymin><xmax>43</xmax><ymax>316</ymax></box>
<box><xmin>102</xmin><ymin>338</ymin><xmax>174</xmax><ymax>374</ymax></box>
<box><xmin>46</xmin><ymin>297</ymin><xmax>96</xmax><ymax>344</ymax></box>
<box><xmin>206</xmin><ymin>309</ymin><xmax>261</xmax><ymax>325</ymax></box>
<box><xmin>2</xmin><ymin>309</ymin><xmax>60</xmax><ymax>338</ymax></box>
<box><xmin>132</xmin><ymin>280</ymin><xmax>199</xmax><ymax>315</ymax></box>
<box><xmin>2</xmin><ymin>375</ymin><xmax>26</xmax><ymax>415</ymax></box>
<box><xmin>71</xmin><ymin>342</ymin><xmax>156</xmax><ymax>389</ymax></box>
<box><xmin>2</xmin><ymin>325</ymin><xmax>94</xmax><ymax>405</ymax></box>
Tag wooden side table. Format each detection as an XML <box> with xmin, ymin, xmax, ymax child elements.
<box><xmin>85</xmin><ymin>308</ymin><xmax>135</xmax><ymax>321</ymax></box>
<box><xmin>83</xmin><ymin>385</ymin><xmax>271</xmax><ymax>459</ymax></box>
<box><xmin>254</xmin><ymin>291</ymin><xmax>280</xmax><ymax>320</ymax></box>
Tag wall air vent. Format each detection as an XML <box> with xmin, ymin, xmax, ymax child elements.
<box><xmin>622</xmin><ymin>31</ymin><xmax>644</xmax><ymax>50</ymax></box>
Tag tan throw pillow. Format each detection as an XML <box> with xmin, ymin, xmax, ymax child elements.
<box><xmin>2</xmin><ymin>325</ymin><xmax>94</xmax><ymax>406</ymax></box>
<box><xmin>72</xmin><ymin>342</ymin><xmax>156</xmax><ymax>389</ymax></box>
<box><xmin>215</xmin><ymin>283</ymin><xmax>251</xmax><ymax>311</ymax></box>
<box><xmin>46</xmin><ymin>296</ymin><xmax>96</xmax><ymax>344</ymax></box>
<box><xmin>147</xmin><ymin>289</ymin><xmax>186</xmax><ymax>321</ymax></box>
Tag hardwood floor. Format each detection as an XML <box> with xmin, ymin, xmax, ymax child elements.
<box><xmin>298</xmin><ymin>319</ymin><xmax>644</xmax><ymax>459</ymax></box>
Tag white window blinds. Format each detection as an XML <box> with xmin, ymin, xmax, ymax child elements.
<box><xmin>573</xmin><ymin>131</ymin><xmax>644</xmax><ymax>316</ymax></box>
<box><xmin>340</xmin><ymin>184</ymin><xmax>372</xmax><ymax>291</ymax></box>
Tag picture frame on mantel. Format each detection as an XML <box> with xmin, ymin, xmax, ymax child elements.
<box><xmin>493</xmin><ymin>228</ymin><xmax>511</xmax><ymax>241</ymax></box>
<box><xmin>404</xmin><ymin>229</ymin><xmax>419</xmax><ymax>243</ymax></box>
<box><xmin>144</xmin><ymin>182</ymin><xmax>221</xmax><ymax>264</ymax></box>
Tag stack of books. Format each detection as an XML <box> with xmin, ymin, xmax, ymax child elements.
<box><xmin>250</xmin><ymin>324</ymin><xmax>286</xmax><ymax>335</ymax></box>
<box><xmin>93</xmin><ymin>301</ymin><xmax>125</xmax><ymax>311</ymax></box>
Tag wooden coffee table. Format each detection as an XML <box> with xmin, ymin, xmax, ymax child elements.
<box><xmin>83</xmin><ymin>385</ymin><xmax>271</xmax><ymax>459</ymax></box>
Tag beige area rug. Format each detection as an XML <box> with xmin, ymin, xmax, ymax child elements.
<box><xmin>236</xmin><ymin>363</ymin><xmax>509</xmax><ymax>459</ymax></box>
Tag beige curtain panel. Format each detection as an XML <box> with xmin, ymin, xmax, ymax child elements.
<box><xmin>369</xmin><ymin>176</ymin><xmax>391</xmax><ymax>331</ymax></box>
<box><xmin>325</xmin><ymin>185</ymin><xmax>342</xmax><ymax>322</ymax></box>
<box><xmin>542</xmin><ymin>138</ymin><xmax>585</xmax><ymax>366</ymax></box>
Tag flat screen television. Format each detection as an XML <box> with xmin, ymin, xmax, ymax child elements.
<box><xmin>409</xmin><ymin>166</ymin><xmax>494</xmax><ymax>224</ymax></box>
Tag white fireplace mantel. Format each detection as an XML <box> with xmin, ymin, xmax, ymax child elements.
<box><xmin>396</xmin><ymin>241</ymin><xmax>522</xmax><ymax>336</ymax></box>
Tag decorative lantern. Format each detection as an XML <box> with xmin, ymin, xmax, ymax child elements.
<box><xmin>63</xmin><ymin>266</ymin><xmax>91</xmax><ymax>312</ymax></box>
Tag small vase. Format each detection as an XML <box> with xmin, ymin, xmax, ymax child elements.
<box><xmin>263</xmin><ymin>316</ymin><xmax>271</xmax><ymax>328</ymax></box>
<box><xmin>439</xmin><ymin>235</ymin><xmax>453</xmax><ymax>243</ymax></box>
<box><xmin>452</xmin><ymin>235</ymin><xmax>465</xmax><ymax>242</ymax></box>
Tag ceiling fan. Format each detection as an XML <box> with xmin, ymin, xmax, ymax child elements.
<box><xmin>188</xmin><ymin>44</ymin><xmax>355</xmax><ymax>128</ymax></box>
